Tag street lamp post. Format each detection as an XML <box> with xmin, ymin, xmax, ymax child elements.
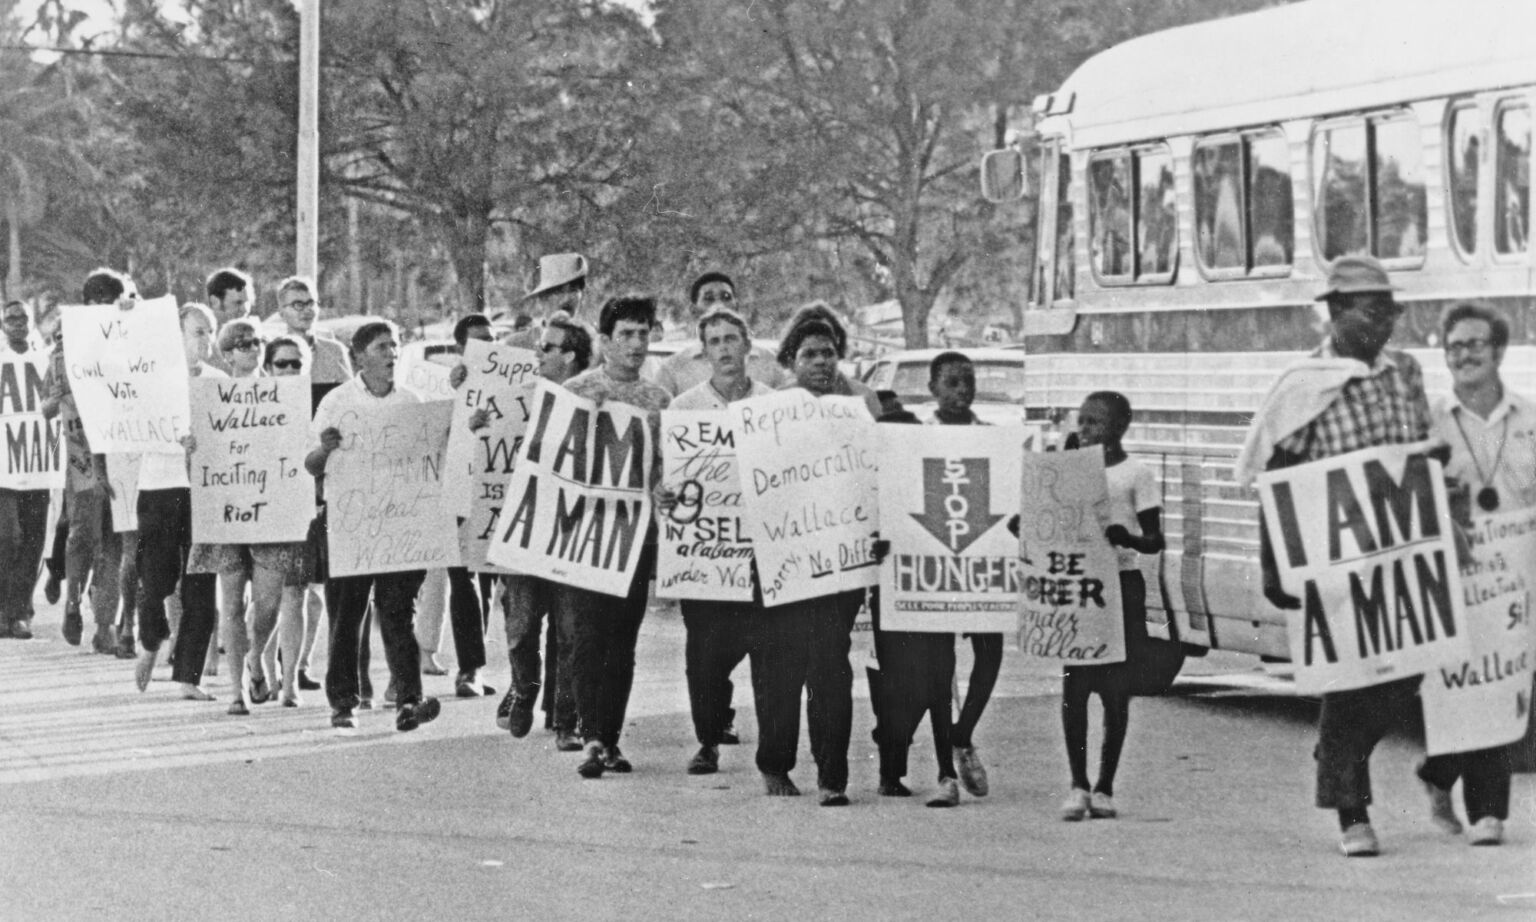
<box><xmin>296</xmin><ymin>0</ymin><xmax>319</xmax><ymax>279</ymax></box>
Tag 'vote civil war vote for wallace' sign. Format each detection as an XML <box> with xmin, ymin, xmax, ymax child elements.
<box><xmin>0</xmin><ymin>351</ymin><xmax>63</xmax><ymax>490</ymax></box>
<box><xmin>326</xmin><ymin>400</ymin><xmax>459</xmax><ymax>578</ymax></box>
<box><xmin>656</xmin><ymin>410</ymin><xmax>754</xmax><ymax>602</ymax></box>
<box><xmin>486</xmin><ymin>380</ymin><xmax>655</xmax><ymax>597</ymax></box>
<box><xmin>1017</xmin><ymin>448</ymin><xmax>1125</xmax><ymax>665</ymax></box>
<box><xmin>877</xmin><ymin>425</ymin><xmax>1023</xmax><ymax>633</ymax></box>
<box><xmin>731</xmin><ymin>389</ymin><xmax>879</xmax><ymax>607</ymax></box>
<box><xmin>189</xmin><ymin>376</ymin><xmax>314</xmax><ymax>544</ymax></box>
<box><xmin>60</xmin><ymin>296</ymin><xmax>191</xmax><ymax>455</ymax></box>
<box><xmin>443</xmin><ymin>341</ymin><xmax>539</xmax><ymax>572</ymax></box>
<box><xmin>1256</xmin><ymin>442</ymin><xmax>1469</xmax><ymax>695</ymax></box>
<box><xmin>1420</xmin><ymin>507</ymin><xmax>1536</xmax><ymax>755</ymax></box>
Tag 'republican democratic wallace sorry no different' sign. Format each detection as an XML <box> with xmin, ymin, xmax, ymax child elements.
<box><xmin>486</xmin><ymin>380</ymin><xmax>654</xmax><ymax>596</ymax></box>
<box><xmin>877</xmin><ymin>424</ymin><xmax>1023</xmax><ymax>632</ymax></box>
<box><xmin>1256</xmin><ymin>441</ymin><xmax>1470</xmax><ymax>695</ymax></box>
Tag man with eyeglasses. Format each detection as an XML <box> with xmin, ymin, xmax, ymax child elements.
<box><xmin>1415</xmin><ymin>302</ymin><xmax>1535</xmax><ymax>848</ymax></box>
<box><xmin>273</xmin><ymin>276</ymin><xmax>352</xmax><ymax>388</ymax></box>
<box><xmin>652</xmin><ymin>272</ymin><xmax>786</xmax><ymax>396</ymax></box>
<box><xmin>1238</xmin><ymin>254</ymin><xmax>1433</xmax><ymax>858</ymax></box>
<box><xmin>496</xmin><ymin>313</ymin><xmax>592</xmax><ymax>746</ymax></box>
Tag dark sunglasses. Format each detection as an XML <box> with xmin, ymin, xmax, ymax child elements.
<box><xmin>270</xmin><ymin>359</ymin><xmax>303</xmax><ymax>370</ymax></box>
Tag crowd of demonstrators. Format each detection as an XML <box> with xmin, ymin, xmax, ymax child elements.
<box><xmin>2</xmin><ymin>254</ymin><xmax>1529</xmax><ymax>852</ymax></box>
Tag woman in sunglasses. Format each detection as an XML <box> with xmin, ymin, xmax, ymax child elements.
<box><xmin>262</xmin><ymin>336</ymin><xmax>315</xmax><ymax>707</ymax></box>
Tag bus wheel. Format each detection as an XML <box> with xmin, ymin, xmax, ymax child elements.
<box><xmin>1130</xmin><ymin>638</ymin><xmax>1187</xmax><ymax>696</ymax></box>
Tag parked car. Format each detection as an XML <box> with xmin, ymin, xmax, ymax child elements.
<box><xmin>860</xmin><ymin>347</ymin><xmax>1026</xmax><ymax>424</ymax></box>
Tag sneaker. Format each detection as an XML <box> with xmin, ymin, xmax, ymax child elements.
<box><xmin>1089</xmin><ymin>791</ymin><xmax>1117</xmax><ymax>819</ymax></box>
<box><xmin>1422</xmin><ymin>779</ymin><xmax>1463</xmax><ymax>835</ymax></box>
<box><xmin>555</xmin><ymin>729</ymin><xmax>584</xmax><ymax>752</ymax></box>
<box><xmin>1468</xmin><ymin>817</ymin><xmax>1504</xmax><ymax>846</ymax></box>
<box><xmin>62</xmin><ymin>604</ymin><xmax>83</xmax><ymax>645</ymax></box>
<box><xmin>878</xmin><ymin>779</ymin><xmax>912</xmax><ymax>797</ymax></box>
<box><xmin>396</xmin><ymin>696</ymin><xmax>441</xmax><ymax>732</ymax></box>
<box><xmin>454</xmin><ymin>671</ymin><xmax>481</xmax><ymax>698</ymax></box>
<box><xmin>495</xmin><ymin>689</ymin><xmax>516</xmax><ymax>731</ymax></box>
<box><xmin>577</xmin><ymin>741</ymin><xmax>606</xmax><ymax>779</ymax></box>
<box><xmin>603</xmin><ymin>745</ymin><xmax>633</xmax><ymax>773</ymax></box>
<box><xmin>955</xmin><ymin>745</ymin><xmax>989</xmax><ymax>797</ymax></box>
<box><xmin>926</xmin><ymin>777</ymin><xmax>960</xmax><ymax>808</ymax></box>
<box><xmin>1060</xmin><ymin>788</ymin><xmax>1090</xmax><ymax>822</ymax></box>
<box><xmin>331</xmin><ymin>708</ymin><xmax>357</xmax><ymax>729</ymax></box>
<box><xmin>687</xmin><ymin>745</ymin><xmax>720</xmax><ymax>775</ymax></box>
<box><xmin>1339</xmin><ymin>823</ymin><xmax>1380</xmax><ymax>857</ymax></box>
<box><xmin>762</xmin><ymin>772</ymin><xmax>800</xmax><ymax>796</ymax></box>
<box><xmin>818</xmin><ymin>787</ymin><xmax>850</xmax><ymax>807</ymax></box>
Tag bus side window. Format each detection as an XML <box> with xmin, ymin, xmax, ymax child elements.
<box><xmin>1193</xmin><ymin>139</ymin><xmax>1245</xmax><ymax>270</ymax></box>
<box><xmin>1314</xmin><ymin>121</ymin><xmax>1370</xmax><ymax>260</ymax></box>
<box><xmin>1313</xmin><ymin>113</ymin><xmax>1427</xmax><ymax>264</ymax></box>
<box><xmin>1054</xmin><ymin>154</ymin><xmax>1074</xmax><ymax>301</ymax></box>
<box><xmin>1195</xmin><ymin>131</ymin><xmax>1292</xmax><ymax>275</ymax></box>
<box><xmin>1495</xmin><ymin>103</ymin><xmax>1530</xmax><ymax>256</ymax></box>
<box><xmin>1136</xmin><ymin>148</ymin><xmax>1177</xmax><ymax>278</ymax></box>
<box><xmin>1089</xmin><ymin>153</ymin><xmax>1133</xmax><ymax>279</ymax></box>
<box><xmin>1247</xmin><ymin>133</ymin><xmax>1294</xmax><ymax>268</ymax></box>
<box><xmin>1447</xmin><ymin>103</ymin><xmax>1482</xmax><ymax>257</ymax></box>
<box><xmin>1373</xmin><ymin>117</ymin><xmax>1428</xmax><ymax>260</ymax></box>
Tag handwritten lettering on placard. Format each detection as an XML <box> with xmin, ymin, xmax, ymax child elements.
<box><xmin>189</xmin><ymin>376</ymin><xmax>314</xmax><ymax>544</ymax></box>
<box><xmin>0</xmin><ymin>352</ymin><xmax>63</xmax><ymax>490</ymax></box>
<box><xmin>1421</xmin><ymin>507</ymin><xmax>1536</xmax><ymax>754</ymax></box>
<box><xmin>1017</xmin><ymin>449</ymin><xmax>1124</xmax><ymax>664</ymax></box>
<box><xmin>326</xmin><ymin>400</ymin><xmax>459</xmax><ymax>577</ymax></box>
<box><xmin>656</xmin><ymin>410</ymin><xmax>754</xmax><ymax>601</ymax></box>
<box><xmin>878</xmin><ymin>425</ymin><xmax>1022</xmax><ymax>632</ymax></box>
<box><xmin>486</xmin><ymin>381</ymin><xmax>654</xmax><ymax>596</ymax></box>
<box><xmin>1257</xmin><ymin>442</ymin><xmax>1469</xmax><ymax>694</ymax></box>
<box><xmin>732</xmin><ymin>389</ymin><xmax>877</xmax><ymax>607</ymax></box>
<box><xmin>445</xmin><ymin>340</ymin><xmax>538</xmax><ymax>571</ymax></box>
<box><xmin>59</xmin><ymin>297</ymin><xmax>191</xmax><ymax>454</ymax></box>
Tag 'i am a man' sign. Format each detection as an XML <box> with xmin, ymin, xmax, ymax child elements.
<box><xmin>1256</xmin><ymin>442</ymin><xmax>1469</xmax><ymax>694</ymax></box>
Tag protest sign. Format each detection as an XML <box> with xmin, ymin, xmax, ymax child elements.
<box><xmin>1421</xmin><ymin>507</ymin><xmax>1536</xmax><ymax>755</ymax></box>
<box><xmin>400</xmin><ymin>351</ymin><xmax>456</xmax><ymax>402</ymax></box>
<box><xmin>1256</xmin><ymin>442</ymin><xmax>1469</xmax><ymax>695</ymax></box>
<box><xmin>1017</xmin><ymin>449</ymin><xmax>1125</xmax><ymax>664</ymax></box>
<box><xmin>486</xmin><ymin>381</ymin><xmax>655</xmax><ymax>596</ymax></box>
<box><xmin>106</xmin><ymin>453</ymin><xmax>141</xmax><ymax>532</ymax></box>
<box><xmin>60</xmin><ymin>296</ymin><xmax>190</xmax><ymax>454</ymax></box>
<box><xmin>656</xmin><ymin>410</ymin><xmax>754</xmax><ymax>601</ymax></box>
<box><xmin>0</xmin><ymin>350</ymin><xmax>63</xmax><ymax>490</ymax></box>
<box><xmin>326</xmin><ymin>400</ymin><xmax>459</xmax><ymax>577</ymax></box>
<box><xmin>188</xmin><ymin>376</ymin><xmax>314</xmax><ymax>544</ymax></box>
<box><xmin>877</xmin><ymin>424</ymin><xmax>1023</xmax><ymax>632</ymax></box>
<box><xmin>444</xmin><ymin>340</ymin><xmax>539</xmax><ymax>571</ymax></box>
<box><xmin>731</xmin><ymin>389</ymin><xmax>878</xmax><ymax>607</ymax></box>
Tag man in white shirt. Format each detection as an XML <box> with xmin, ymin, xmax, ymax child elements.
<box><xmin>0</xmin><ymin>301</ymin><xmax>52</xmax><ymax>640</ymax></box>
<box><xmin>306</xmin><ymin>321</ymin><xmax>442</xmax><ymax>732</ymax></box>
<box><xmin>652</xmin><ymin>272</ymin><xmax>786</xmax><ymax>395</ymax></box>
<box><xmin>1417</xmin><ymin>301</ymin><xmax>1535</xmax><ymax>847</ymax></box>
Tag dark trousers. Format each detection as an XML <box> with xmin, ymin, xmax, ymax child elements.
<box><xmin>136</xmin><ymin>489</ymin><xmax>216</xmax><ymax>684</ymax></box>
<box><xmin>325</xmin><ymin>570</ymin><xmax>427</xmax><ymax>711</ymax></box>
<box><xmin>1314</xmin><ymin>675</ymin><xmax>1421</xmax><ymax>811</ymax></box>
<box><xmin>871</xmin><ymin>627</ymin><xmax>956</xmax><ymax>782</ymax></box>
<box><xmin>954</xmin><ymin>633</ymin><xmax>1003</xmax><ymax>748</ymax></box>
<box><xmin>0</xmin><ymin>489</ymin><xmax>49</xmax><ymax>625</ymax></box>
<box><xmin>45</xmin><ymin>492</ymin><xmax>67</xmax><ymax>579</ymax></box>
<box><xmin>788</xmin><ymin>588</ymin><xmax>862</xmax><ymax>792</ymax></box>
<box><xmin>558</xmin><ymin>546</ymin><xmax>653</xmax><ymax>747</ymax></box>
<box><xmin>1419</xmin><ymin>746</ymin><xmax>1513</xmax><ymax>823</ymax></box>
<box><xmin>446</xmin><ymin>566</ymin><xmax>488</xmax><ymax>674</ymax></box>
<box><xmin>681</xmin><ymin>600</ymin><xmax>750</xmax><ymax>746</ymax></box>
<box><xmin>504</xmin><ymin>573</ymin><xmax>574</xmax><ymax>731</ymax></box>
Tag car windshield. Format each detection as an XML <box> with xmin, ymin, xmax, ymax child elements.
<box><xmin>889</xmin><ymin>360</ymin><xmax>1024</xmax><ymax>403</ymax></box>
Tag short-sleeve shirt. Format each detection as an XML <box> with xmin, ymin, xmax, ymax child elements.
<box><xmin>1272</xmin><ymin>342</ymin><xmax>1431</xmax><ymax>462</ymax></box>
<box><xmin>652</xmin><ymin>343</ymin><xmax>787</xmax><ymax>396</ymax></box>
<box><xmin>670</xmin><ymin>378</ymin><xmax>775</xmax><ymax>411</ymax></box>
<box><xmin>1431</xmin><ymin>388</ymin><xmax>1536</xmax><ymax>511</ymax></box>
<box><xmin>311</xmin><ymin>375</ymin><xmax>422</xmax><ymax>449</ymax></box>
<box><xmin>1105</xmin><ymin>457</ymin><xmax>1160</xmax><ymax>570</ymax></box>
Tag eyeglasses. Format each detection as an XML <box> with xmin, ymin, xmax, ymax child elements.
<box><xmin>270</xmin><ymin>359</ymin><xmax>303</xmax><ymax>371</ymax></box>
<box><xmin>282</xmin><ymin>299</ymin><xmax>317</xmax><ymax>311</ymax></box>
<box><xmin>1445</xmin><ymin>338</ymin><xmax>1493</xmax><ymax>356</ymax></box>
<box><xmin>228</xmin><ymin>340</ymin><xmax>261</xmax><ymax>352</ymax></box>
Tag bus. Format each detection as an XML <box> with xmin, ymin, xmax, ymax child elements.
<box><xmin>981</xmin><ymin>0</ymin><xmax>1536</xmax><ymax>692</ymax></box>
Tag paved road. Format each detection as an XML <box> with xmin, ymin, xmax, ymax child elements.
<box><xmin>2</xmin><ymin>600</ymin><xmax>1532</xmax><ymax>921</ymax></box>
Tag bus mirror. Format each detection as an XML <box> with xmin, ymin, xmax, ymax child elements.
<box><xmin>980</xmin><ymin>148</ymin><xmax>1028</xmax><ymax>202</ymax></box>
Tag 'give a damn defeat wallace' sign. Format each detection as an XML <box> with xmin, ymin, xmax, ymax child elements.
<box><xmin>1256</xmin><ymin>442</ymin><xmax>1469</xmax><ymax>694</ymax></box>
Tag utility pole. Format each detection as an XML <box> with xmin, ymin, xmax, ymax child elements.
<box><xmin>296</xmin><ymin>0</ymin><xmax>319</xmax><ymax>279</ymax></box>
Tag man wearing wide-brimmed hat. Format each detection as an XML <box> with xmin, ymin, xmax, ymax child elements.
<box><xmin>1237</xmin><ymin>254</ymin><xmax>1434</xmax><ymax>858</ymax></box>
<box><xmin>502</xmin><ymin>253</ymin><xmax>589</xmax><ymax>352</ymax></box>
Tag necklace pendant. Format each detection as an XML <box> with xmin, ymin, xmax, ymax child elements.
<box><xmin>1477</xmin><ymin>486</ymin><xmax>1500</xmax><ymax>512</ymax></box>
